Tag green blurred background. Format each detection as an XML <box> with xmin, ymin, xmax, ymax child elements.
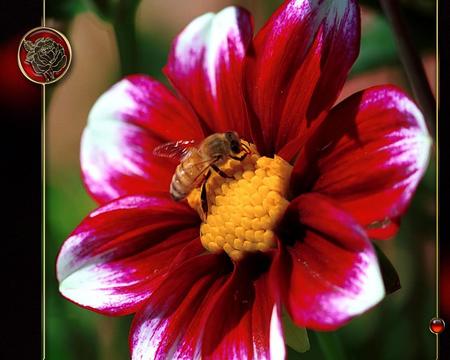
<box><xmin>45</xmin><ymin>0</ymin><xmax>437</xmax><ymax>359</ymax></box>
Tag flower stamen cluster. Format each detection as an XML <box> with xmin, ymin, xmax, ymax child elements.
<box><xmin>188</xmin><ymin>143</ymin><xmax>292</xmax><ymax>261</ymax></box>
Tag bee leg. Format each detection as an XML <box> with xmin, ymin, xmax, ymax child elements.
<box><xmin>241</xmin><ymin>142</ymin><xmax>251</xmax><ymax>153</ymax></box>
<box><xmin>230</xmin><ymin>153</ymin><xmax>248</xmax><ymax>161</ymax></box>
<box><xmin>211</xmin><ymin>164</ymin><xmax>233</xmax><ymax>179</ymax></box>
<box><xmin>201</xmin><ymin>171</ymin><xmax>211</xmax><ymax>217</ymax></box>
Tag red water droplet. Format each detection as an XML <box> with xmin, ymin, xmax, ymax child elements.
<box><xmin>429</xmin><ymin>318</ymin><xmax>445</xmax><ymax>334</ymax></box>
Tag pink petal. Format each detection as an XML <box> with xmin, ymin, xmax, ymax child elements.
<box><xmin>81</xmin><ymin>75</ymin><xmax>204</xmax><ymax>203</ymax></box>
<box><xmin>246</xmin><ymin>0</ymin><xmax>359</xmax><ymax>155</ymax></box>
<box><xmin>132</xmin><ymin>254</ymin><xmax>285</xmax><ymax>360</ymax></box>
<box><xmin>57</xmin><ymin>194</ymin><xmax>200</xmax><ymax>315</ymax></box>
<box><xmin>202</xmin><ymin>254</ymin><xmax>285</xmax><ymax>360</ymax></box>
<box><xmin>164</xmin><ymin>7</ymin><xmax>253</xmax><ymax>138</ymax></box>
<box><xmin>130</xmin><ymin>254</ymin><xmax>232</xmax><ymax>360</ymax></box>
<box><xmin>290</xmin><ymin>85</ymin><xmax>432</xmax><ymax>239</ymax></box>
<box><xmin>273</xmin><ymin>193</ymin><xmax>385</xmax><ymax>330</ymax></box>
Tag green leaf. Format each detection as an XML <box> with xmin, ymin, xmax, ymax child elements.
<box><xmin>314</xmin><ymin>332</ymin><xmax>347</xmax><ymax>360</ymax></box>
<box><xmin>88</xmin><ymin>0</ymin><xmax>114</xmax><ymax>20</ymax></box>
<box><xmin>283</xmin><ymin>311</ymin><xmax>310</xmax><ymax>353</ymax></box>
<box><xmin>90</xmin><ymin>0</ymin><xmax>142</xmax><ymax>21</ymax></box>
<box><xmin>373</xmin><ymin>243</ymin><xmax>401</xmax><ymax>294</ymax></box>
<box><xmin>46</xmin><ymin>0</ymin><xmax>141</xmax><ymax>22</ymax></box>
<box><xmin>46</xmin><ymin>0</ymin><xmax>89</xmax><ymax>20</ymax></box>
<box><xmin>112</xmin><ymin>0</ymin><xmax>141</xmax><ymax>75</ymax></box>
<box><xmin>351</xmin><ymin>14</ymin><xmax>398</xmax><ymax>75</ymax></box>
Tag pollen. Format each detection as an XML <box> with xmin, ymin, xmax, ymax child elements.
<box><xmin>187</xmin><ymin>144</ymin><xmax>292</xmax><ymax>261</ymax></box>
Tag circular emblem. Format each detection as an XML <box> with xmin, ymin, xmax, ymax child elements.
<box><xmin>18</xmin><ymin>27</ymin><xmax>72</xmax><ymax>85</ymax></box>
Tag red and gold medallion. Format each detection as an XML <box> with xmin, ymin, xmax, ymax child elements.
<box><xmin>18</xmin><ymin>27</ymin><xmax>72</xmax><ymax>85</ymax></box>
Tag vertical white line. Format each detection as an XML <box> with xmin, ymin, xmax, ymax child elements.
<box><xmin>42</xmin><ymin>1</ymin><xmax>46</xmax><ymax>359</ymax></box>
<box><xmin>42</xmin><ymin>84</ymin><xmax>46</xmax><ymax>360</ymax></box>
<box><xmin>435</xmin><ymin>0</ymin><xmax>439</xmax><ymax>358</ymax></box>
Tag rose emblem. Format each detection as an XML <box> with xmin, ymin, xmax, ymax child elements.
<box><xmin>23</xmin><ymin>37</ymin><xmax>67</xmax><ymax>81</ymax></box>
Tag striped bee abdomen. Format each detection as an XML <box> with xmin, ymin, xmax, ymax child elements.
<box><xmin>169</xmin><ymin>151</ymin><xmax>207</xmax><ymax>201</ymax></box>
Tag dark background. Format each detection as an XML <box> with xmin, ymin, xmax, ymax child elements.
<box><xmin>439</xmin><ymin>0</ymin><xmax>450</xmax><ymax>358</ymax></box>
<box><xmin>0</xmin><ymin>0</ymin><xmax>41</xmax><ymax>358</ymax></box>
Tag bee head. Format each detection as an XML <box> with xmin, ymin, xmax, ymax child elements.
<box><xmin>225</xmin><ymin>131</ymin><xmax>241</xmax><ymax>154</ymax></box>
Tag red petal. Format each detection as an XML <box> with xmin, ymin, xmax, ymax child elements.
<box><xmin>246</xmin><ymin>0</ymin><xmax>359</xmax><ymax>155</ymax></box>
<box><xmin>130</xmin><ymin>254</ymin><xmax>232</xmax><ymax>360</ymax></box>
<box><xmin>280</xmin><ymin>194</ymin><xmax>367</xmax><ymax>252</ymax></box>
<box><xmin>164</xmin><ymin>7</ymin><xmax>253</xmax><ymax>138</ymax></box>
<box><xmin>81</xmin><ymin>75</ymin><xmax>204</xmax><ymax>203</ymax></box>
<box><xmin>290</xmin><ymin>85</ymin><xmax>432</xmax><ymax>239</ymax></box>
<box><xmin>274</xmin><ymin>193</ymin><xmax>385</xmax><ymax>330</ymax></box>
<box><xmin>202</xmin><ymin>254</ymin><xmax>286</xmax><ymax>360</ymax></box>
<box><xmin>57</xmin><ymin>194</ymin><xmax>200</xmax><ymax>315</ymax></box>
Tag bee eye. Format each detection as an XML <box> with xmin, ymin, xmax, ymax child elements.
<box><xmin>225</xmin><ymin>132</ymin><xmax>233</xmax><ymax>141</ymax></box>
<box><xmin>231</xmin><ymin>142</ymin><xmax>240</xmax><ymax>153</ymax></box>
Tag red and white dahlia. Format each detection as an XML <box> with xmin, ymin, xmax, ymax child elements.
<box><xmin>57</xmin><ymin>0</ymin><xmax>431</xmax><ymax>359</ymax></box>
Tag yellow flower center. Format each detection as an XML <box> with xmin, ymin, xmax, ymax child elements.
<box><xmin>187</xmin><ymin>143</ymin><xmax>292</xmax><ymax>261</ymax></box>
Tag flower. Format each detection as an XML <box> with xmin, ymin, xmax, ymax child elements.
<box><xmin>57</xmin><ymin>0</ymin><xmax>431</xmax><ymax>359</ymax></box>
<box><xmin>24</xmin><ymin>37</ymin><xmax>67</xmax><ymax>81</ymax></box>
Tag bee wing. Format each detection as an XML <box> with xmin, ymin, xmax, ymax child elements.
<box><xmin>187</xmin><ymin>158</ymin><xmax>219</xmax><ymax>185</ymax></box>
<box><xmin>152</xmin><ymin>140</ymin><xmax>198</xmax><ymax>161</ymax></box>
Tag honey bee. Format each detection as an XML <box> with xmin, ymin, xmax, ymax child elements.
<box><xmin>153</xmin><ymin>131</ymin><xmax>249</xmax><ymax>215</ymax></box>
